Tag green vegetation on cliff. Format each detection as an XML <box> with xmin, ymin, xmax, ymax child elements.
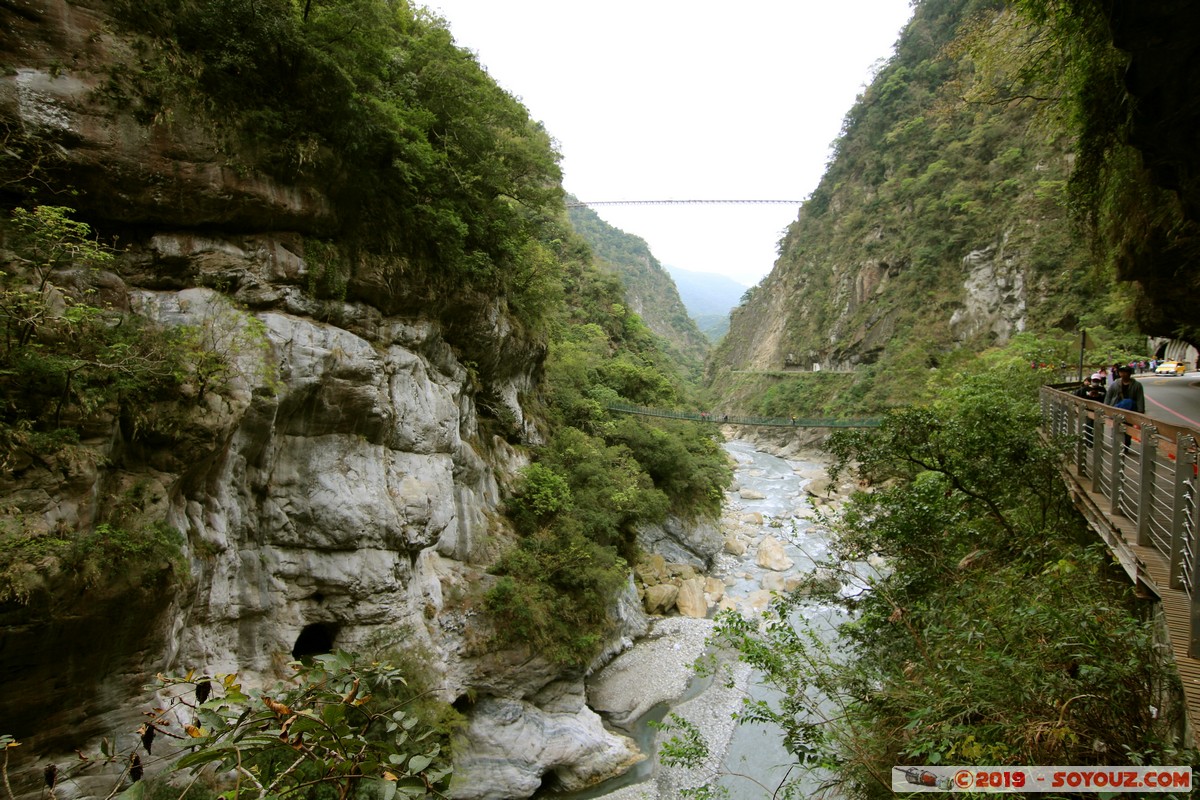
<box><xmin>708</xmin><ymin>0</ymin><xmax>1144</xmax><ymax>416</ymax></box>
<box><xmin>487</xmin><ymin>246</ymin><xmax>730</xmax><ymax>665</ymax></box>
<box><xmin>99</xmin><ymin>0</ymin><xmax>730</xmax><ymax>670</ymax></box>
<box><xmin>567</xmin><ymin>202</ymin><xmax>710</xmax><ymax>379</ymax></box>
<box><xmin>103</xmin><ymin>0</ymin><xmax>565</xmax><ymax>331</ymax></box>
<box><xmin>0</xmin><ymin>0</ymin><xmax>733</xmax><ymax>765</ymax></box>
<box><xmin>684</xmin><ymin>0</ymin><xmax>1200</xmax><ymax>792</ymax></box>
<box><xmin>1010</xmin><ymin>0</ymin><xmax>1198</xmax><ymax>343</ymax></box>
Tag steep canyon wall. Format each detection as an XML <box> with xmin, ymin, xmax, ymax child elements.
<box><xmin>0</xmin><ymin>3</ymin><xmax>662</xmax><ymax>797</ymax></box>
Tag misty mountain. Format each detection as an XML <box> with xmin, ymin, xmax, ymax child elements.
<box><xmin>566</xmin><ymin>204</ymin><xmax>711</xmax><ymax>374</ymax></box>
<box><xmin>665</xmin><ymin>265</ymin><xmax>748</xmax><ymax>342</ymax></box>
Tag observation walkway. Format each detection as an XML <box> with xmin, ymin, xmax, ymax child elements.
<box><xmin>1041</xmin><ymin>386</ymin><xmax>1200</xmax><ymax>746</ymax></box>
<box><xmin>603</xmin><ymin>402</ymin><xmax>880</xmax><ymax>428</ymax></box>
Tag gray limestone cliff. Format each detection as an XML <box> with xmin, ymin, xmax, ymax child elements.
<box><xmin>0</xmin><ymin>3</ymin><xmax>713</xmax><ymax>797</ymax></box>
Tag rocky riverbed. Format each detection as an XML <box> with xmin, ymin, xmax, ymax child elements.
<box><xmin>557</xmin><ymin>438</ymin><xmax>859</xmax><ymax>799</ymax></box>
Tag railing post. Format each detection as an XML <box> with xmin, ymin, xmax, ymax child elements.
<box><xmin>1109</xmin><ymin>414</ymin><xmax>1125</xmax><ymax>515</ymax></box>
<box><xmin>1080</xmin><ymin>402</ymin><xmax>1089</xmax><ymax>472</ymax></box>
<box><xmin>1169</xmin><ymin>435</ymin><xmax>1194</xmax><ymax>590</ymax></box>
<box><xmin>1090</xmin><ymin>410</ymin><xmax>1105</xmax><ymax>486</ymax></box>
<box><xmin>1135</xmin><ymin>424</ymin><xmax>1157</xmax><ymax>547</ymax></box>
<box><xmin>1190</xmin><ymin>484</ymin><xmax>1200</xmax><ymax>659</ymax></box>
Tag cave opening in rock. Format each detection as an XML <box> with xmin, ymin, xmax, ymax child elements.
<box><xmin>534</xmin><ymin>771</ymin><xmax>563</xmax><ymax>796</ymax></box>
<box><xmin>292</xmin><ymin>622</ymin><xmax>339</xmax><ymax>661</ymax></box>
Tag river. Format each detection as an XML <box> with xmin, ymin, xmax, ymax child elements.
<box><xmin>551</xmin><ymin>439</ymin><xmax>861</xmax><ymax>799</ymax></box>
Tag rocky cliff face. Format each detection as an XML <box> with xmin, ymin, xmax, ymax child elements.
<box><xmin>1101</xmin><ymin>0</ymin><xmax>1200</xmax><ymax>342</ymax></box>
<box><xmin>710</xmin><ymin>0</ymin><xmax>1094</xmax><ymax>409</ymax></box>
<box><xmin>714</xmin><ymin>0</ymin><xmax>1200</xmax><ymax>406</ymax></box>
<box><xmin>0</xmin><ymin>3</ymin><xmax>691</xmax><ymax>797</ymax></box>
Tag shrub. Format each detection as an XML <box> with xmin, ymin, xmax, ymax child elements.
<box><xmin>0</xmin><ymin>519</ymin><xmax>184</xmax><ymax>604</ymax></box>
<box><xmin>505</xmin><ymin>462</ymin><xmax>573</xmax><ymax>534</ymax></box>
<box><xmin>485</xmin><ymin>527</ymin><xmax>627</xmax><ymax>666</ymax></box>
<box><xmin>3</xmin><ymin>652</ymin><xmax>454</xmax><ymax>800</ymax></box>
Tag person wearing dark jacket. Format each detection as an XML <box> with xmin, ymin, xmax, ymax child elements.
<box><xmin>1104</xmin><ymin>365</ymin><xmax>1145</xmax><ymax>413</ymax></box>
<box><xmin>1076</xmin><ymin>378</ymin><xmax>1103</xmax><ymax>400</ymax></box>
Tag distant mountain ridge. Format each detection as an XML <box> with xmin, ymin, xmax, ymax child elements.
<box><xmin>567</xmin><ymin>203</ymin><xmax>710</xmax><ymax>374</ymax></box>
<box><xmin>665</xmin><ymin>266</ymin><xmax>747</xmax><ymax>342</ymax></box>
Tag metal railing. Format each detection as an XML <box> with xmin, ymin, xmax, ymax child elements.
<box><xmin>1041</xmin><ymin>386</ymin><xmax>1200</xmax><ymax>656</ymax></box>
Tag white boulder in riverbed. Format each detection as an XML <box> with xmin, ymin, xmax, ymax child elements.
<box><xmin>704</xmin><ymin>577</ymin><xmax>725</xmax><ymax>604</ymax></box>
<box><xmin>761</xmin><ymin>571</ymin><xmax>804</xmax><ymax>593</ymax></box>
<box><xmin>756</xmin><ymin>536</ymin><xmax>795</xmax><ymax>571</ymax></box>
<box><xmin>746</xmin><ymin>589</ymin><xmax>774</xmax><ymax>612</ymax></box>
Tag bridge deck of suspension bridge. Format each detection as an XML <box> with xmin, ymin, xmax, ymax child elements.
<box><xmin>603</xmin><ymin>403</ymin><xmax>880</xmax><ymax>428</ymax></box>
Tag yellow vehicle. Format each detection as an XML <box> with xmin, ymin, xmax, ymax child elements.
<box><xmin>1155</xmin><ymin>360</ymin><xmax>1187</xmax><ymax>376</ymax></box>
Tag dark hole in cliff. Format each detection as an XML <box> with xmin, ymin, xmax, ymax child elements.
<box><xmin>310</xmin><ymin>591</ymin><xmax>325</xmax><ymax>604</ymax></box>
<box><xmin>452</xmin><ymin>694</ymin><xmax>473</xmax><ymax>712</ymax></box>
<box><xmin>535</xmin><ymin>771</ymin><xmax>563</xmax><ymax>795</ymax></box>
<box><xmin>292</xmin><ymin>622</ymin><xmax>339</xmax><ymax>661</ymax></box>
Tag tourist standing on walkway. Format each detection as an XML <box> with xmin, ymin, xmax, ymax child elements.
<box><xmin>1104</xmin><ymin>365</ymin><xmax>1145</xmax><ymax>413</ymax></box>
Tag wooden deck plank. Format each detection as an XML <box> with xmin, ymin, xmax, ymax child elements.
<box><xmin>1127</xmin><ymin>538</ymin><xmax>1200</xmax><ymax>750</ymax></box>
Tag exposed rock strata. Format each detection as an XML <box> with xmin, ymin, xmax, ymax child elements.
<box><xmin>0</xmin><ymin>3</ymin><xmax>700</xmax><ymax>798</ymax></box>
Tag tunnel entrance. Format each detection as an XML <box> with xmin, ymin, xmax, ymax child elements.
<box><xmin>292</xmin><ymin>622</ymin><xmax>339</xmax><ymax>661</ymax></box>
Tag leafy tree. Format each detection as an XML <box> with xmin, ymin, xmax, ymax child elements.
<box><xmin>504</xmin><ymin>462</ymin><xmax>573</xmax><ymax>534</ymax></box>
<box><xmin>168</xmin><ymin>292</ymin><xmax>277</xmax><ymax>402</ymax></box>
<box><xmin>8</xmin><ymin>205</ymin><xmax>111</xmax><ymax>292</ymax></box>
<box><xmin>485</xmin><ymin>526</ymin><xmax>628</xmax><ymax>667</ymax></box>
<box><xmin>664</xmin><ymin>371</ymin><xmax>1192</xmax><ymax>798</ymax></box>
<box><xmin>106</xmin><ymin>0</ymin><xmax>565</xmax><ymax>327</ymax></box>
<box><xmin>165</xmin><ymin>654</ymin><xmax>450</xmax><ymax>799</ymax></box>
<box><xmin>608</xmin><ymin>416</ymin><xmax>730</xmax><ymax>517</ymax></box>
<box><xmin>0</xmin><ymin>207</ymin><xmax>185</xmax><ymax>464</ymax></box>
<box><xmin>1</xmin><ymin>653</ymin><xmax>451</xmax><ymax>800</ymax></box>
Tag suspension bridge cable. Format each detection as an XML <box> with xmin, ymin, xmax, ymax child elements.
<box><xmin>565</xmin><ymin>199</ymin><xmax>803</xmax><ymax>208</ymax></box>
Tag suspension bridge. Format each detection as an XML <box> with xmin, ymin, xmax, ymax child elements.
<box><xmin>604</xmin><ymin>403</ymin><xmax>880</xmax><ymax>428</ymax></box>
<box><xmin>565</xmin><ymin>199</ymin><xmax>804</xmax><ymax>208</ymax></box>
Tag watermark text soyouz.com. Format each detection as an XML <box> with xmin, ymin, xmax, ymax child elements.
<box><xmin>892</xmin><ymin>765</ymin><xmax>1192</xmax><ymax>792</ymax></box>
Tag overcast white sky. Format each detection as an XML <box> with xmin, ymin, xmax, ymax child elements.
<box><xmin>427</xmin><ymin>0</ymin><xmax>915</xmax><ymax>286</ymax></box>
